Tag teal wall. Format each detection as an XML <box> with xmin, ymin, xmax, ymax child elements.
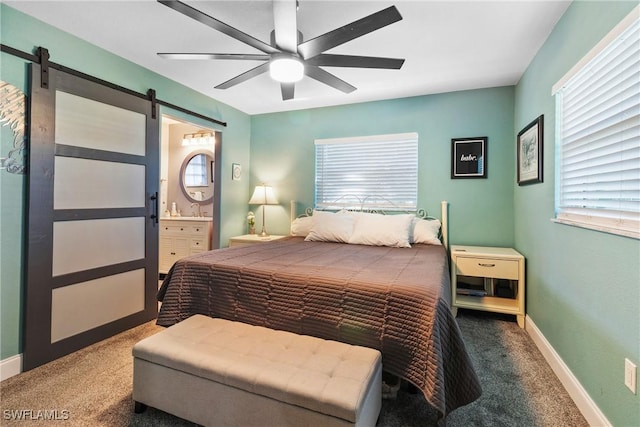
<box><xmin>250</xmin><ymin>87</ymin><xmax>516</xmax><ymax>246</ymax></box>
<box><xmin>0</xmin><ymin>4</ymin><xmax>252</xmax><ymax>359</ymax></box>
<box><xmin>514</xmin><ymin>1</ymin><xmax>639</xmax><ymax>426</ymax></box>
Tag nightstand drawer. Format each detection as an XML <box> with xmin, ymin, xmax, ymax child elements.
<box><xmin>455</xmin><ymin>257</ymin><xmax>519</xmax><ymax>280</ymax></box>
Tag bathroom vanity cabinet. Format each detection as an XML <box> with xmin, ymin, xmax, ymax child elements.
<box><xmin>159</xmin><ymin>218</ymin><xmax>212</xmax><ymax>274</ymax></box>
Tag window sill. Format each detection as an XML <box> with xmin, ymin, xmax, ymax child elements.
<box><xmin>551</xmin><ymin>217</ymin><xmax>639</xmax><ymax>240</ymax></box>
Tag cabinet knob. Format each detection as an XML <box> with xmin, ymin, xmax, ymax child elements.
<box><xmin>180</xmin><ymin>228</ymin><xmax>184</xmax><ymax>231</ymax></box>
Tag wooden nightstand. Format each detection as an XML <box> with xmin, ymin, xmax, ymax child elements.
<box><xmin>228</xmin><ymin>234</ymin><xmax>287</xmax><ymax>248</ymax></box>
<box><xmin>450</xmin><ymin>245</ymin><xmax>525</xmax><ymax>328</ymax></box>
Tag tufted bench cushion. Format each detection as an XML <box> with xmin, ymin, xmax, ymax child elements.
<box><xmin>132</xmin><ymin>314</ymin><xmax>382</xmax><ymax>426</ymax></box>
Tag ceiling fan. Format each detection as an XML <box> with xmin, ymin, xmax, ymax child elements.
<box><xmin>157</xmin><ymin>0</ymin><xmax>405</xmax><ymax>101</ymax></box>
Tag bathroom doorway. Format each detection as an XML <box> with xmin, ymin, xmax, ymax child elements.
<box><xmin>160</xmin><ymin>115</ymin><xmax>221</xmax><ymax>253</ymax></box>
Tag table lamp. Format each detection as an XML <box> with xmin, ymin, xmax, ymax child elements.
<box><xmin>248</xmin><ymin>184</ymin><xmax>278</xmax><ymax>237</ymax></box>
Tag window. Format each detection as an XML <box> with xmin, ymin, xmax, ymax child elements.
<box><xmin>552</xmin><ymin>7</ymin><xmax>639</xmax><ymax>239</ymax></box>
<box><xmin>314</xmin><ymin>132</ymin><xmax>418</xmax><ymax>210</ymax></box>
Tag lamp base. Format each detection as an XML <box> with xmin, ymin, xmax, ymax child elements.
<box><xmin>259</xmin><ymin>229</ymin><xmax>270</xmax><ymax>238</ymax></box>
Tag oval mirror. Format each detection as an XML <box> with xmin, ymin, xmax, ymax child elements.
<box><xmin>179</xmin><ymin>149</ymin><xmax>214</xmax><ymax>204</ymax></box>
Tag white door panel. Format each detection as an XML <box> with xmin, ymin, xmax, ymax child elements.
<box><xmin>52</xmin><ymin>217</ymin><xmax>145</xmax><ymax>276</ymax></box>
<box><xmin>51</xmin><ymin>269</ymin><xmax>145</xmax><ymax>342</ymax></box>
<box><xmin>53</xmin><ymin>157</ymin><xmax>145</xmax><ymax>209</ymax></box>
<box><xmin>55</xmin><ymin>90</ymin><xmax>146</xmax><ymax>155</ymax></box>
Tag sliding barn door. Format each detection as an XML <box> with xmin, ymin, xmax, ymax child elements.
<box><xmin>23</xmin><ymin>64</ymin><xmax>159</xmax><ymax>370</ymax></box>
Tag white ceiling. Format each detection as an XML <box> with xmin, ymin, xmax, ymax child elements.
<box><xmin>6</xmin><ymin>0</ymin><xmax>571</xmax><ymax>115</ymax></box>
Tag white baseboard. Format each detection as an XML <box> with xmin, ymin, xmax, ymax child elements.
<box><xmin>526</xmin><ymin>315</ymin><xmax>611</xmax><ymax>427</ymax></box>
<box><xmin>0</xmin><ymin>353</ymin><xmax>22</xmax><ymax>382</ymax></box>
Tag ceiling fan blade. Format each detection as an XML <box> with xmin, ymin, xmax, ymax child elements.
<box><xmin>281</xmin><ymin>82</ymin><xmax>295</xmax><ymax>100</ymax></box>
<box><xmin>273</xmin><ymin>0</ymin><xmax>298</xmax><ymax>52</ymax></box>
<box><xmin>215</xmin><ymin>62</ymin><xmax>270</xmax><ymax>89</ymax></box>
<box><xmin>307</xmin><ymin>54</ymin><xmax>404</xmax><ymax>69</ymax></box>
<box><xmin>297</xmin><ymin>6</ymin><xmax>402</xmax><ymax>60</ymax></box>
<box><xmin>158</xmin><ymin>0</ymin><xmax>279</xmax><ymax>54</ymax></box>
<box><xmin>305</xmin><ymin>65</ymin><xmax>356</xmax><ymax>94</ymax></box>
<box><xmin>158</xmin><ymin>53</ymin><xmax>270</xmax><ymax>61</ymax></box>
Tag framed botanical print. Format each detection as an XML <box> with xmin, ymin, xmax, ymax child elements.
<box><xmin>451</xmin><ymin>137</ymin><xmax>487</xmax><ymax>179</ymax></box>
<box><xmin>517</xmin><ymin>115</ymin><xmax>543</xmax><ymax>185</ymax></box>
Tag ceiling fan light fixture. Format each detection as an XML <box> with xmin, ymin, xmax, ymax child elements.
<box><xmin>269</xmin><ymin>55</ymin><xmax>304</xmax><ymax>83</ymax></box>
<box><xmin>158</xmin><ymin>1</ymin><xmax>405</xmax><ymax>101</ymax></box>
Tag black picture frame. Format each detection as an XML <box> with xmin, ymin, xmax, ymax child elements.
<box><xmin>451</xmin><ymin>137</ymin><xmax>488</xmax><ymax>179</ymax></box>
<box><xmin>517</xmin><ymin>115</ymin><xmax>543</xmax><ymax>185</ymax></box>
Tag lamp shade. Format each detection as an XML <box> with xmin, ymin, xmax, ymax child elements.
<box><xmin>249</xmin><ymin>185</ymin><xmax>278</xmax><ymax>205</ymax></box>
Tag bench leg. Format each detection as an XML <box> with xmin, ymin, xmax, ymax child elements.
<box><xmin>134</xmin><ymin>401</ymin><xmax>147</xmax><ymax>414</ymax></box>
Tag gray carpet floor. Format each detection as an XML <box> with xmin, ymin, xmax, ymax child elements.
<box><xmin>0</xmin><ymin>310</ymin><xmax>588</xmax><ymax>426</ymax></box>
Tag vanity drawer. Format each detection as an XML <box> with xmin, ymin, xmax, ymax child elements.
<box><xmin>455</xmin><ymin>257</ymin><xmax>519</xmax><ymax>280</ymax></box>
<box><xmin>161</xmin><ymin>224</ymin><xmax>189</xmax><ymax>234</ymax></box>
<box><xmin>191</xmin><ymin>225</ymin><xmax>207</xmax><ymax>234</ymax></box>
<box><xmin>191</xmin><ymin>238</ymin><xmax>206</xmax><ymax>250</ymax></box>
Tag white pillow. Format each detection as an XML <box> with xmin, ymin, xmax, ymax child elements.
<box><xmin>412</xmin><ymin>218</ymin><xmax>442</xmax><ymax>245</ymax></box>
<box><xmin>304</xmin><ymin>210</ymin><xmax>355</xmax><ymax>243</ymax></box>
<box><xmin>348</xmin><ymin>213</ymin><xmax>414</xmax><ymax>248</ymax></box>
<box><xmin>290</xmin><ymin>216</ymin><xmax>313</xmax><ymax>237</ymax></box>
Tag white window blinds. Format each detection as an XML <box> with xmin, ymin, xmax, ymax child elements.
<box><xmin>314</xmin><ymin>133</ymin><xmax>418</xmax><ymax>210</ymax></box>
<box><xmin>553</xmin><ymin>8</ymin><xmax>640</xmax><ymax>239</ymax></box>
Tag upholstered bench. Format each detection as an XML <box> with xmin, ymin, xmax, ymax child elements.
<box><xmin>132</xmin><ymin>314</ymin><xmax>382</xmax><ymax>426</ymax></box>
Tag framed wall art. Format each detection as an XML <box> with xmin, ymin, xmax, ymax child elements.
<box><xmin>451</xmin><ymin>137</ymin><xmax>487</xmax><ymax>179</ymax></box>
<box><xmin>232</xmin><ymin>163</ymin><xmax>242</xmax><ymax>181</ymax></box>
<box><xmin>517</xmin><ymin>115</ymin><xmax>543</xmax><ymax>185</ymax></box>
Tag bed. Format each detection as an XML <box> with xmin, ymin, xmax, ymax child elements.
<box><xmin>156</xmin><ymin>201</ymin><xmax>481</xmax><ymax>418</ymax></box>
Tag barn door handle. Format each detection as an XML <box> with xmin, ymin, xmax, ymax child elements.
<box><xmin>150</xmin><ymin>192</ymin><xmax>159</xmax><ymax>224</ymax></box>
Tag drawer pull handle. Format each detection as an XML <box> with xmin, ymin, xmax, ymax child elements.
<box><xmin>478</xmin><ymin>263</ymin><xmax>495</xmax><ymax>267</ymax></box>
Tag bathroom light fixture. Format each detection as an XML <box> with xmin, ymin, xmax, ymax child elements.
<box><xmin>182</xmin><ymin>131</ymin><xmax>214</xmax><ymax>146</ymax></box>
<box><xmin>269</xmin><ymin>54</ymin><xmax>304</xmax><ymax>83</ymax></box>
<box><xmin>248</xmin><ymin>184</ymin><xmax>278</xmax><ymax>237</ymax></box>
